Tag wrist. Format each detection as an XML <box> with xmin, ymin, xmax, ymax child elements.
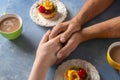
<box><xmin>77</xmin><ymin>29</ymin><xmax>95</xmax><ymax>44</ymax></box>
<box><xmin>29</xmin><ymin>57</ymin><xmax>49</xmax><ymax>80</ymax></box>
<box><xmin>79</xmin><ymin>27</ymin><xmax>97</xmax><ymax>41</ymax></box>
<box><xmin>34</xmin><ymin>55</ymin><xmax>51</xmax><ymax>68</ymax></box>
<box><xmin>72</xmin><ymin>13</ymin><xmax>85</xmax><ymax>26</ymax></box>
<box><xmin>71</xmin><ymin>16</ymin><xmax>82</xmax><ymax>26</ymax></box>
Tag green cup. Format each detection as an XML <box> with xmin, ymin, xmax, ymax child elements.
<box><xmin>0</xmin><ymin>14</ymin><xmax>22</xmax><ymax>40</ymax></box>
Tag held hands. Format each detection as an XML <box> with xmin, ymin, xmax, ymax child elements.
<box><xmin>49</xmin><ymin>19</ymin><xmax>82</xmax><ymax>64</ymax></box>
<box><xmin>36</xmin><ymin>19</ymin><xmax>82</xmax><ymax>65</ymax></box>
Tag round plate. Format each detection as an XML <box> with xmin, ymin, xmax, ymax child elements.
<box><xmin>54</xmin><ymin>59</ymin><xmax>100</xmax><ymax>80</ymax></box>
<box><xmin>30</xmin><ymin>0</ymin><xmax>67</xmax><ymax>27</ymax></box>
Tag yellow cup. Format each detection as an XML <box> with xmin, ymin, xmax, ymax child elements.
<box><xmin>107</xmin><ymin>42</ymin><xmax>120</xmax><ymax>71</ymax></box>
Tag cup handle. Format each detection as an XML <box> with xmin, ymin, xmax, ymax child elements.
<box><xmin>0</xmin><ymin>12</ymin><xmax>7</xmax><ymax>17</ymax></box>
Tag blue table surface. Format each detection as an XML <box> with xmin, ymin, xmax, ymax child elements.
<box><xmin>0</xmin><ymin>0</ymin><xmax>120</xmax><ymax>80</ymax></box>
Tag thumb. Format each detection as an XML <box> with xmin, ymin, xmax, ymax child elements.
<box><xmin>40</xmin><ymin>30</ymin><xmax>51</xmax><ymax>44</ymax></box>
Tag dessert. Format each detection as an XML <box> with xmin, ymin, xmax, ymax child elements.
<box><xmin>64</xmin><ymin>66</ymin><xmax>89</xmax><ymax>80</ymax></box>
<box><xmin>54</xmin><ymin>59</ymin><xmax>100</xmax><ymax>80</ymax></box>
<box><xmin>30</xmin><ymin>0</ymin><xmax>67</xmax><ymax>27</ymax></box>
<box><xmin>37</xmin><ymin>0</ymin><xmax>57</xmax><ymax>19</ymax></box>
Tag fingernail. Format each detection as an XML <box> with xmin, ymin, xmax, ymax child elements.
<box><xmin>60</xmin><ymin>37</ymin><xmax>66</xmax><ymax>43</ymax></box>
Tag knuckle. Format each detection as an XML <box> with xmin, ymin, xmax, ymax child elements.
<box><xmin>64</xmin><ymin>30</ymin><xmax>72</xmax><ymax>37</ymax></box>
<box><xmin>53</xmin><ymin>23</ymin><xmax>64</xmax><ymax>33</ymax></box>
<box><xmin>56</xmin><ymin>23</ymin><xmax>63</xmax><ymax>28</ymax></box>
<box><xmin>62</xmin><ymin>33</ymin><xmax>68</xmax><ymax>38</ymax></box>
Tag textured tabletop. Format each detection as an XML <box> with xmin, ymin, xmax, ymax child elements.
<box><xmin>0</xmin><ymin>0</ymin><xmax>120</xmax><ymax>80</ymax></box>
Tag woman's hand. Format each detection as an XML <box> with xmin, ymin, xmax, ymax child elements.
<box><xmin>36</xmin><ymin>30</ymin><xmax>62</xmax><ymax>66</ymax></box>
<box><xmin>29</xmin><ymin>30</ymin><xmax>62</xmax><ymax>80</ymax></box>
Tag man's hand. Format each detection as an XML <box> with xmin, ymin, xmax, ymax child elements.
<box><xmin>49</xmin><ymin>20</ymin><xmax>81</xmax><ymax>43</ymax></box>
<box><xmin>55</xmin><ymin>32</ymin><xmax>82</xmax><ymax>64</ymax></box>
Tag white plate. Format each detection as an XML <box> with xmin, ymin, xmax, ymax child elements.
<box><xmin>54</xmin><ymin>59</ymin><xmax>100</xmax><ymax>80</ymax></box>
<box><xmin>30</xmin><ymin>0</ymin><xmax>67</xmax><ymax>27</ymax></box>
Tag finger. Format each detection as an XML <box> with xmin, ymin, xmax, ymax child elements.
<box><xmin>55</xmin><ymin>44</ymin><xmax>62</xmax><ymax>56</ymax></box>
<box><xmin>60</xmin><ymin>25</ymin><xmax>80</xmax><ymax>43</ymax></box>
<box><xmin>55</xmin><ymin>43</ymin><xmax>73</xmax><ymax>64</ymax></box>
<box><xmin>56</xmin><ymin>50</ymin><xmax>73</xmax><ymax>65</ymax></box>
<box><xmin>56</xmin><ymin>37</ymin><xmax>77</xmax><ymax>64</ymax></box>
<box><xmin>49</xmin><ymin>23</ymin><xmax>66</xmax><ymax>39</ymax></box>
<box><xmin>56</xmin><ymin>39</ymin><xmax>74</xmax><ymax>59</ymax></box>
<box><xmin>49</xmin><ymin>34</ymin><xmax>62</xmax><ymax>50</ymax></box>
<box><xmin>53</xmin><ymin>35</ymin><xmax>62</xmax><ymax>47</ymax></box>
<box><xmin>40</xmin><ymin>30</ymin><xmax>51</xmax><ymax>44</ymax></box>
<box><xmin>50</xmin><ymin>34</ymin><xmax>61</xmax><ymax>44</ymax></box>
<box><xmin>55</xmin><ymin>56</ymin><xmax>66</xmax><ymax>65</ymax></box>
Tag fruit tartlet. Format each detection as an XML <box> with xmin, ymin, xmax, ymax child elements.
<box><xmin>64</xmin><ymin>66</ymin><xmax>89</xmax><ymax>80</ymax></box>
<box><xmin>37</xmin><ymin>0</ymin><xmax>57</xmax><ymax>19</ymax></box>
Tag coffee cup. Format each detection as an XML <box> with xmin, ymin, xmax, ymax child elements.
<box><xmin>107</xmin><ymin>42</ymin><xmax>120</xmax><ymax>71</ymax></box>
<box><xmin>0</xmin><ymin>14</ymin><xmax>22</xmax><ymax>40</ymax></box>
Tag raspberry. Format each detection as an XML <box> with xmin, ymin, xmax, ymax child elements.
<box><xmin>78</xmin><ymin>68</ymin><xmax>87</xmax><ymax>79</ymax></box>
<box><xmin>38</xmin><ymin>6</ymin><xmax>45</xmax><ymax>13</ymax></box>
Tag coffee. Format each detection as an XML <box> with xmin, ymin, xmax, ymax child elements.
<box><xmin>110</xmin><ymin>46</ymin><xmax>120</xmax><ymax>64</ymax></box>
<box><xmin>0</xmin><ymin>17</ymin><xmax>20</xmax><ymax>32</ymax></box>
